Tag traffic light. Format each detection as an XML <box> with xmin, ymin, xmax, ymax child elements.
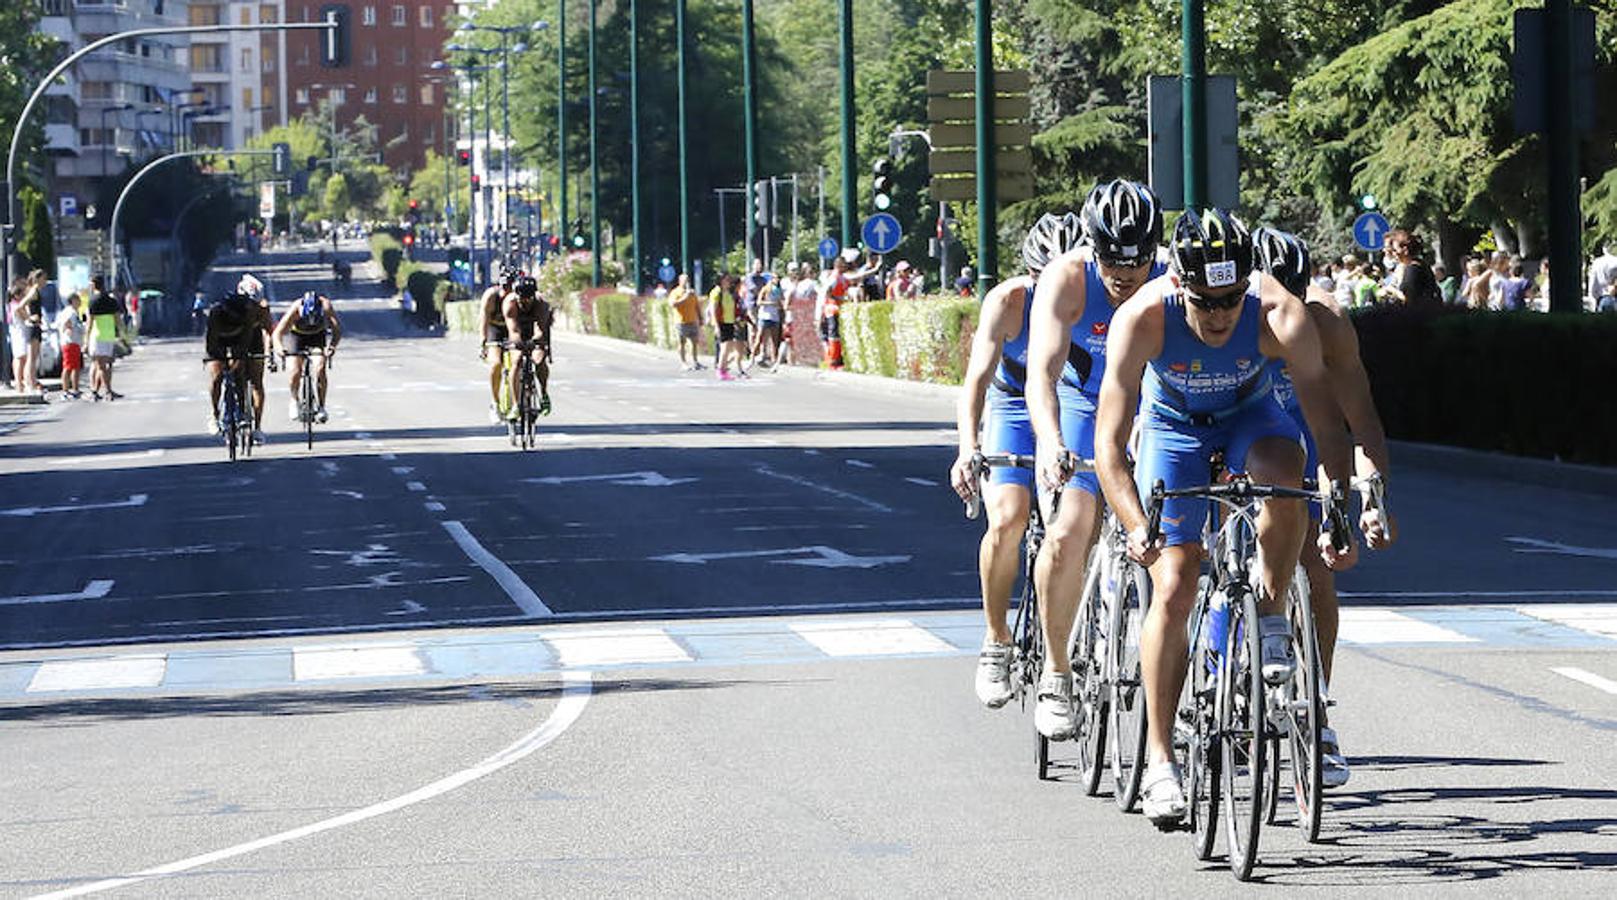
<box><xmin>571</xmin><ymin>220</ymin><xmax>586</xmax><ymax>248</ymax></box>
<box><xmin>307</xmin><ymin>155</ymin><xmax>319</xmax><ymax>171</ymax></box>
<box><xmin>872</xmin><ymin>158</ymin><xmax>894</xmax><ymax>211</ymax></box>
<box><xmin>457</xmin><ymin>148</ymin><xmax>471</xmax><ymax>167</ymax></box>
<box><xmin>753</xmin><ymin>179</ymin><xmax>772</xmax><ymax>228</ymax></box>
<box><xmin>319</xmin><ymin>4</ymin><xmax>351</xmax><ymax>68</ymax></box>
<box><xmin>471</xmin><ymin>174</ymin><xmax>481</xmax><ymax>192</ymax></box>
<box><xmin>408</xmin><ymin>198</ymin><xmax>419</xmax><ymax>211</ymax></box>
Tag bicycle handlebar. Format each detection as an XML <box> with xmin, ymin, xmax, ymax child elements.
<box><xmin>1144</xmin><ymin>476</ymin><xmax>1350</xmax><ymax>553</ymax></box>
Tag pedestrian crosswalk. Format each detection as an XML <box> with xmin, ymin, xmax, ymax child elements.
<box><xmin>0</xmin><ymin>604</ymin><xmax>1613</xmax><ymax>699</ymax></box>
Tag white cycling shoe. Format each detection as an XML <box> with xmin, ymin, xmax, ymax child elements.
<box><xmin>315</xmin><ymin>406</ymin><xmax>328</xmax><ymax>424</ymax></box>
<box><xmin>974</xmin><ymin>640</ymin><xmax>1014</xmax><ymax>709</ymax></box>
<box><xmin>1259</xmin><ymin>615</ymin><xmax>1296</xmax><ymax>685</ymax></box>
<box><xmin>206</xmin><ymin>415</ymin><xmax>221</xmax><ymax>436</ymax></box>
<box><xmin>1034</xmin><ymin>671</ymin><xmax>1077</xmax><ymax>740</ymax></box>
<box><xmin>1320</xmin><ymin>727</ymin><xmax>1351</xmax><ymax>788</ymax></box>
<box><xmin>1141</xmin><ymin>761</ymin><xmax>1188</xmax><ymax>826</ymax></box>
<box><xmin>287</xmin><ymin>399</ymin><xmax>300</xmax><ymax>422</ymax></box>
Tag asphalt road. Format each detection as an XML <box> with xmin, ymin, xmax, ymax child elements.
<box><xmin>0</xmin><ymin>245</ymin><xmax>1612</xmax><ymax>896</ymax></box>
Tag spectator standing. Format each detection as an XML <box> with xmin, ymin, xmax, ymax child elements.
<box><xmin>1382</xmin><ymin>229</ymin><xmax>1441</xmax><ymax>310</ymax></box>
<box><xmin>1486</xmin><ymin>251</ymin><xmax>1512</xmax><ymax>310</ymax></box>
<box><xmin>1498</xmin><ymin>262</ymin><xmax>1533</xmax><ymax>311</ymax></box>
<box><xmin>86</xmin><ymin>275</ymin><xmax>123</xmax><ymax>400</ymax></box>
<box><xmin>885</xmin><ymin>261</ymin><xmax>920</xmax><ymax>300</ymax></box>
<box><xmin>755</xmin><ymin>272</ymin><xmax>786</xmax><ymax>367</ymax></box>
<box><xmin>667</xmin><ymin>273</ymin><xmax>704</xmax><ymax>371</ymax></box>
<box><xmin>709</xmin><ymin>273</ymin><xmax>745</xmax><ymax>380</ymax></box>
<box><xmin>9</xmin><ymin>270</ymin><xmax>47</xmax><ymax>395</ymax></box>
<box><xmin>1587</xmin><ymin>242</ymin><xmax>1617</xmax><ymax>312</ymax></box>
<box><xmin>954</xmin><ymin>265</ymin><xmax>975</xmax><ymax>296</ymax></box>
<box><xmin>1434</xmin><ymin>264</ymin><xmax>1459</xmax><ymax>304</ymax></box>
<box><xmin>1463</xmin><ymin>258</ymin><xmax>1491</xmax><ymax>309</ymax></box>
<box><xmin>55</xmin><ymin>293</ymin><xmax>85</xmax><ymax>399</ymax></box>
<box><xmin>820</xmin><ymin>250</ymin><xmax>882</xmax><ymax>369</ymax></box>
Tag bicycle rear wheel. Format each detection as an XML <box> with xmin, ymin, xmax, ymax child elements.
<box><xmin>1285</xmin><ymin>567</ymin><xmax>1324</xmax><ymax>842</ymax></box>
<box><xmin>1109</xmin><ymin>560</ymin><xmax>1150</xmax><ymax>811</ymax></box>
<box><xmin>222</xmin><ymin>376</ymin><xmax>240</xmax><ymax>462</ymax></box>
<box><xmin>1220</xmin><ymin>586</ymin><xmax>1267</xmax><ymax>881</ymax></box>
<box><xmin>241</xmin><ymin>380</ymin><xmax>256</xmax><ymax>458</ymax></box>
<box><xmin>1072</xmin><ymin>554</ymin><xmax>1108</xmax><ymax>796</ymax></box>
<box><xmin>1187</xmin><ymin>588</ymin><xmax>1222</xmax><ymax>861</ymax></box>
<box><xmin>304</xmin><ymin>377</ymin><xmax>315</xmax><ymax>450</ymax></box>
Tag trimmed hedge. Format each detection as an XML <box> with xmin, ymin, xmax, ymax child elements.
<box><xmin>368</xmin><ymin>232</ymin><xmax>404</xmax><ymax>287</ymax></box>
<box><xmin>1353</xmin><ymin>307</ymin><xmax>1617</xmax><ymax>465</ymax></box>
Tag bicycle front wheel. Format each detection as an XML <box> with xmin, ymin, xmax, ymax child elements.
<box><xmin>1071</xmin><ymin>553</ymin><xmax>1108</xmax><ymax>796</ymax></box>
<box><xmin>1285</xmin><ymin>566</ymin><xmax>1324</xmax><ymax>842</ymax></box>
<box><xmin>1220</xmin><ymin>586</ymin><xmax>1267</xmax><ymax>881</ymax></box>
<box><xmin>1109</xmin><ymin>561</ymin><xmax>1150</xmax><ymax>811</ymax></box>
<box><xmin>1187</xmin><ymin>587</ymin><xmax>1222</xmax><ymax>862</ymax></box>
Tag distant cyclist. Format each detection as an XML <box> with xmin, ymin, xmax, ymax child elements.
<box><xmin>1023</xmin><ymin>179</ymin><xmax>1168</xmax><ymax>740</ymax></box>
<box><xmin>272</xmin><ymin>290</ymin><xmax>342</xmax><ymax>423</ymax></box>
<box><xmin>1253</xmin><ymin>227</ymin><xmax>1399</xmax><ymax>788</ymax></box>
<box><xmin>203</xmin><ymin>290</ymin><xmax>268</xmax><ymax>443</ymax></box>
<box><xmin>481</xmin><ymin>266</ymin><xmax>520</xmax><ymax>422</ymax></box>
<box><xmin>951</xmin><ymin>212</ymin><xmax>1085</xmax><ymax>710</ymax></box>
<box><xmin>503</xmin><ymin>274</ymin><xmax>554</xmax><ymax>416</ymax></box>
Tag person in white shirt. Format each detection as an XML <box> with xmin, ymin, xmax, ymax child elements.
<box><xmin>54</xmin><ymin>294</ymin><xmax>86</xmax><ymax>398</ymax></box>
<box><xmin>1588</xmin><ymin>242</ymin><xmax>1617</xmax><ymax>313</ymax></box>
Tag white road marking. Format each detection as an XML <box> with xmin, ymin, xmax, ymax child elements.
<box><xmin>391</xmin><ymin>466</ymin><xmax>415</xmax><ymax>475</ymax></box>
<box><xmin>791</xmin><ymin>619</ymin><xmax>954</xmax><ymax>657</ymax></box>
<box><xmin>1551</xmin><ymin>666</ymin><xmax>1617</xmax><ymax>695</ymax></box>
<box><xmin>650</xmin><ymin>545</ymin><xmax>909</xmax><ymax>568</ymax></box>
<box><xmin>441</xmin><ymin>520</ymin><xmax>552</xmax><ymax>617</ymax></box>
<box><xmin>545</xmin><ymin>628</ymin><xmax>691</xmax><ymax>666</ymax></box>
<box><xmin>59</xmin><ymin>448</ymin><xmax>164</xmax><ymax>466</ymax></box>
<box><xmin>1507</xmin><ymin>536</ymin><xmax>1617</xmax><ymax>560</ymax></box>
<box><xmin>424</xmin><ymin>501</ymin><xmax>446</xmax><ymax>512</ymax></box>
<box><xmin>329</xmin><ymin>489</ymin><xmax>364</xmax><ymax>500</ymax></box>
<box><xmin>754</xmin><ymin>465</ymin><xmax>893</xmax><ymax>514</ymax></box>
<box><xmin>1336</xmin><ymin>609</ymin><xmax>1479</xmax><ymax>644</ymax></box>
<box><xmin>845</xmin><ymin>459</ymin><xmax>875</xmax><ymax>469</ymax></box>
<box><xmin>0</xmin><ymin>580</ymin><xmax>115</xmax><ymax>607</ymax></box>
<box><xmin>31</xmin><ymin>672</ymin><xmax>593</xmax><ymax>899</ymax></box>
<box><xmin>387</xmin><ymin>599</ymin><xmax>427</xmax><ymax>616</ymax></box>
<box><xmin>526</xmin><ymin>471</ymin><xmax>695</xmax><ymax>487</ymax></box>
<box><xmin>1516</xmin><ymin>604</ymin><xmax>1617</xmax><ymax>640</ymax></box>
<box><xmin>380</xmin><ymin>452</ymin><xmax>397</xmax><ymax>461</ymax></box>
<box><xmin>318</xmin><ymin>461</ymin><xmax>338</xmax><ymax>478</ymax></box>
<box><xmin>292</xmin><ymin>645</ymin><xmax>426</xmax><ymax>681</ymax></box>
<box><xmin>1</xmin><ymin>494</ymin><xmax>149</xmax><ymax>517</ymax></box>
<box><xmin>1339</xmin><ymin>590</ymin><xmax>1617</xmax><ymax>600</ymax></box>
<box><xmin>905</xmin><ymin>477</ymin><xmax>939</xmax><ymax>487</ymax></box>
<box><xmin>406</xmin><ymin>481</ymin><xmax>427</xmax><ymax>492</ymax></box>
<box><xmin>28</xmin><ymin>654</ymin><xmax>165</xmax><ymax>692</ymax></box>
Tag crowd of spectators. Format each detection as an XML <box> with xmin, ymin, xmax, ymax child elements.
<box><xmin>5</xmin><ymin>272</ymin><xmax>127</xmax><ymax>400</ymax></box>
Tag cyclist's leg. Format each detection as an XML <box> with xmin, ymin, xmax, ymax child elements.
<box><xmin>486</xmin><ymin>326</ymin><xmax>506</xmax><ymax>406</ymax></box>
<box><xmin>206</xmin><ymin>358</ymin><xmax>225</xmax><ymax>418</ymax></box>
<box><xmin>980</xmin><ymin>394</ymin><xmax>1034</xmax><ymax>644</ymax></box>
<box><xmin>1226</xmin><ymin>405</ymin><xmax>1306</xmax><ymax>618</ymax></box>
<box><xmin>1037</xmin><ymin>390</ymin><xmax>1105</xmax><ymax>677</ymax></box>
<box><xmin>248</xmin><ymin>357</ymin><xmax>266</xmax><ymax>430</ymax></box>
<box><xmin>536</xmin><ymin>350</ymin><xmax>551</xmax><ymax>412</ymax></box>
<box><xmin>314</xmin><ymin>353</ymin><xmax>329</xmax><ymax>408</ymax></box>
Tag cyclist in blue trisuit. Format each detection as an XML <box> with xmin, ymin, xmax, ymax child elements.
<box><xmin>271</xmin><ymin>290</ymin><xmax>342</xmax><ymax>424</ymax></box>
<box><xmin>951</xmin><ymin>213</ymin><xmax>1086</xmax><ymax>708</ymax></box>
<box><xmin>1023</xmin><ymin>179</ymin><xmax>1167</xmax><ymax>739</ymax></box>
<box><xmin>1094</xmin><ymin>209</ymin><xmax>1359</xmax><ymax>826</ymax></box>
<box><xmin>1252</xmin><ymin>227</ymin><xmax>1399</xmax><ymax>789</ymax></box>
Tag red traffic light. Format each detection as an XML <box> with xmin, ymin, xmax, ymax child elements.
<box><xmin>471</xmin><ymin>174</ymin><xmax>481</xmax><ymax>190</ymax></box>
<box><xmin>457</xmin><ymin>149</ymin><xmax>471</xmax><ymax>166</ymax></box>
<box><xmin>408</xmin><ymin>198</ymin><xmax>419</xmax><ymax>210</ymax></box>
<box><xmin>403</xmin><ymin>232</ymin><xmax>415</xmax><ymax>246</ymax></box>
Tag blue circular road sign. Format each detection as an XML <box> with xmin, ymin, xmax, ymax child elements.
<box><xmin>818</xmin><ymin>236</ymin><xmax>840</xmax><ymax>260</ymax></box>
<box><xmin>657</xmin><ymin>264</ymin><xmax>677</xmax><ymax>284</ymax></box>
<box><xmin>1353</xmin><ymin>211</ymin><xmax>1391</xmax><ymax>252</ymax></box>
<box><xmin>861</xmin><ymin>213</ymin><xmax>902</xmax><ymax>255</ymax></box>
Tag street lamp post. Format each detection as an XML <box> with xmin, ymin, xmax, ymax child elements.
<box><xmin>173</xmin><ymin>100</ymin><xmax>209</xmax><ymax>152</ymax></box>
<box><xmin>630</xmin><ymin>0</ymin><xmax>641</xmax><ymax>293</ymax></box>
<box><xmin>454</xmin><ymin>19</ymin><xmax>548</xmax><ymax>264</ymax></box>
<box><xmin>589</xmin><ymin>0</ymin><xmax>600</xmax><ymax>287</ymax></box>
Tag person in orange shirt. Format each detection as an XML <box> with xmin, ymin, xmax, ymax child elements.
<box><xmin>667</xmin><ymin>273</ymin><xmax>703</xmax><ymax>371</ymax></box>
<box><xmin>885</xmin><ymin>260</ymin><xmax>920</xmax><ymax>300</ymax></box>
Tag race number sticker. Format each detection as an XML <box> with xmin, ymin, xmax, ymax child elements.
<box><xmin>1206</xmin><ymin>260</ymin><xmax>1238</xmax><ymax>288</ymax></box>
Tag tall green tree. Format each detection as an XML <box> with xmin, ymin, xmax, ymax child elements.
<box><xmin>18</xmin><ymin>186</ymin><xmax>53</xmax><ymax>274</ymax></box>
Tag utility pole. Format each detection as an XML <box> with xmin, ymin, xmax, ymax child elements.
<box><xmin>741</xmin><ymin>0</ymin><xmax>759</xmax><ymax>273</ymax></box>
<box><xmin>1181</xmin><ymin>0</ymin><xmax>1207</xmax><ymax>211</ymax></box>
<box><xmin>1544</xmin><ymin>0</ymin><xmax>1581</xmax><ymax>313</ymax></box>
<box><xmin>558</xmin><ymin>0</ymin><xmax>567</xmax><ymax>249</ymax></box>
<box><xmin>837</xmin><ymin>0</ymin><xmax>855</xmax><ymax>248</ymax></box>
<box><xmin>973</xmin><ymin>0</ymin><xmax>995</xmax><ymax>296</ymax></box>
<box><xmin>791</xmin><ymin>173</ymin><xmax>799</xmax><ymax>267</ymax></box>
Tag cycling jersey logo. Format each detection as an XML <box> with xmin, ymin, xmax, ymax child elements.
<box><xmin>1237</xmin><ymin>357</ymin><xmax>1252</xmax><ymax>369</ymax></box>
<box><xmin>1190</xmin><ymin>359</ymin><xmax>1204</xmax><ymax>373</ymax></box>
<box><xmin>1169</xmin><ymin>362</ymin><xmax>1189</xmax><ymax>373</ymax></box>
<box><xmin>1162</xmin><ymin>514</ymin><xmax>1184</xmax><ymax>526</ymax></box>
<box><xmin>1091</xmin><ymin>322</ymin><xmax>1108</xmax><ymax>336</ymax></box>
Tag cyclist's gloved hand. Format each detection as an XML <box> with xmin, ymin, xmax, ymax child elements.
<box><xmin>1319</xmin><ymin>487</ymin><xmax>1359</xmax><ymax>572</ymax></box>
<box><xmin>949</xmin><ymin>449</ymin><xmax>979</xmax><ymax>502</ymax></box>
<box><xmin>1036</xmin><ymin>443</ymin><xmax>1073</xmax><ymax>494</ymax></box>
<box><xmin>1361</xmin><ymin>507</ymin><xmax>1396</xmax><ymax>550</ymax></box>
<box><xmin>1125</xmin><ymin>524</ymin><xmax>1162</xmax><ymax>568</ymax></box>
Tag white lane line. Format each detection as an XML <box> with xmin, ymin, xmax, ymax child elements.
<box><xmin>1</xmin><ymin>494</ymin><xmax>149</xmax><ymax>517</ymax></box>
<box><xmin>1517</xmin><ymin>604</ymin><xmax>1617</xmax><ymax>640</ymax></box>
<box><xmin>292</xmin><ymin>645</ymin><xmax>426</xmax><ymax>681</ymax></box>
<box><xmin>755</xmin><ymin>465</ymin><xmax>893</xmax><ymax>514</ymax></box>
<box><xmin>59</xmin><ymin>448</ymin><xmax>164</xmax><ymax>466</ymax></box>
<box><xmin>406</xmin><ymin>481</ymin><xmax>427</xmax><ymax>492</ymax></box>
<box><xmin>380</xmin><ymin>452</ymin><xmax>397</xmax><ymax>461</ymax></box>
<box><xmin>391</xmin><ymin>466</ymin><xmax>415</xmax><ymax>476</ymax></box>
<box><xmin>845</xmin><ymin>459</ymin><xmax>875</xmax><ymax>469</ymax></box>
<box><xmin>905</xmin><ymin>477</ymin><xmax>938</xmax><ymax>487</ymax></box>
<box><xmin>0</xmin><ymin>580</ymin><xmax>115</xmax><ymax>607</ymax></box>
<box><xmin>1551</xmin><ymin>666</ymin><xmax>1617</xmax><ymax>696</ymax></box>
<box><xmin>440</xmin><ymin>521</ymin><xmax>552</xmax><ymax>617</ymax></box>
<box><xmin>28</xmin><ymin>655</ymin><xmax>166</xmax><ymax>692</ymax></box>
<box><xmin>791</xmin><ymin>619</ymin><xmax>954</xmax><ymax>657</ymax></box>
<box><xmin>1337</xmin><ymin>609</ymin><xmax>1478</xmax><ymax>644</ymax></box>
<box><xmin>424</xmin><ymin>501</ymin><xmax>446</xmax><ymax>512</ymax></box>
<box><xmin>545</xmin><ymin>628</ymin><xmax>691</xmax><ymax>666</ymax></box>
<box><xmin>1340</xmin><ymin>590</ymin><xmax>1617</xmax><ymax>599</ymax></box>
<box><xmin>32</xmin><ymin>672</ymin><xmax>593</xmax><ymax>899</ymax></box>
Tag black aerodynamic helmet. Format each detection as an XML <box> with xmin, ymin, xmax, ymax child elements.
<box><xmin>1021</xmin><ymin>212</ymin><xmax>1084</xmax><ymax>277</ymax></box>
<box><xmin>515</xmin><ymin>275</ymin><xmax>539</xmax><ymax>298</ymax></box>
<box><xmin>1170</xmin><ymin>208</ymin><xmax>1254</xmax><ymax>290</ymax></box>
<box><xmin>1252</xmin><ymin>227</ymin><xmax>1312</xmax><ymax>298</ymax></box>
<box><xmin>1081</xmin><ymin>179</ymin><xmax>1163</xmax><ymax>266</ymax></box>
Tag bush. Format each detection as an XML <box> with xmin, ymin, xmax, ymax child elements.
<box><xmin>368</xmin><ymin>232</ymin><xmax>404</xmax><ymax>288</ymax></box>
<box><xmin>1353</xmin><ymin>307</ymin><xmax>1617</xmax><ymax>464</ymax></box>
<box><xmin>841</xmin><ymin>300</ymin><xmax>899</xmax><ymax>377</ymax></box>
<box><xmin>592</xmin><ymin>292</ymin><xmax>636</xmax><ymax>340</ymax></box>
<box><xmin>891</xmin><ymin>295</ymin><xmax>979</xmax><ymax>384</ymax></box>
<box><xmin>404</xmin><ymin>266</ymin><xmax>442</xmax><ymax>325</ymax></box>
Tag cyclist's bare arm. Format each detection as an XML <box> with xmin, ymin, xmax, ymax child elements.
<box><xmin>951</xmin><ymin>276</ymin><xmax>1027</xmax><ymax>499</ymax></box>
<box><xmin>1025</xmin><ymin>248</ymin><xmax>1090</xmax><ymax>490</ymax></box>
<box><xmin>1096</xmin><ymin>285</ymin><xmax>1165</xmax><ymax>561</ymax></box>
<box><xmin>270</xmin><ymin>304</ymin><xmax>296</xmax><ymax>348</ymax></box>
<box><xmin>1307</xmin><ymin>286</ymin><xmax>1387</xmax><ymax>478</ymax></box>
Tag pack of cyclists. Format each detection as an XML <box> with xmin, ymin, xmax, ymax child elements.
<box><xmin>480</xmin><ymin>265</ymin><xmax>554</xmax><ymax>422</ymax></box>
<box><xmin>953</xmin><ymin>180</ymin><xmax>1399</xmax><ymax>828</ymax></box>
<box><xmin>202</xmin><ymin>275</ymin><xmax>342</xmax><ymax>444</ymax></box>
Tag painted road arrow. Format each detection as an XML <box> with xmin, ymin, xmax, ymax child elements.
<box><xmin>1</xmin><ymin>494</ymin><xmax>149</xmax><ymax>517</ymax></box>
<box><xmin>526</xmin><ymin>471</ymin><xmax>697</xmax><ymax>487</ymax></box>
<box><xmin>650</xmin><ymin>546</ymin><xmax>911</xmax><ymax>569</ymax></box>
<box><xmin>0</xmin><ymin>580</ymin><xmax>115</xmax><ymax>606</ymax></box>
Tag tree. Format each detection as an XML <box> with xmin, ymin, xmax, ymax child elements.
<box><xmin>323</xmin><ymin>173</ymin><xmax>352</xmax><ymax>222</ymax></box>
<box><xmin>18</xmin><ymin>187</ymin><xmax>53</xmax><ymax>274</ymax></box>
<box><xmin>407</xmin><ymin>150</ymin><xmax>471</xmax><ymax>231</ymax></box>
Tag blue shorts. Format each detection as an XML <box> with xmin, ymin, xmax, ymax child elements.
<box><xmin>985</xmin><ymin>389</ymin><xmax>1035</xmax><ymax>488</ymax></box>
<box><xmin>1057</xmin><ymin>385</ymin><xmax>1101</xmax><ymax>496</ymax></box>
<box><xmin>1134</xmin><ymin>397</ymin><xmax>1303</xmax><ymax>547</ymax></box>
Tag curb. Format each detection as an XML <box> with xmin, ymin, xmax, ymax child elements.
<box><xmin>0</xmin><ymin>394</ymin><xmax>49</xmax><ymax>407</ymax></box>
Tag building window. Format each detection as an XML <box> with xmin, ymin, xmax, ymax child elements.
<box><xmin>362</xmin><ymin>6</ymin><xmax>376</xmax><ymax>26</ymax></box>
<box><xmin>364</xmin><ymin>87</ymin><xmax>378</xmax><ymax>104</ymax></box>
<box><xmin>240</xmin><ymin>48</ymin><xmax>253</xmax><ymax>72</ymax></box>
<box><xmin>393</xmin><ymin>85</ymin><xmax>407</xmax><ymax>104</ymax></box>
<box><xmin>424</xmin><ymin>122</ymin><xmax>435</xmax><ymax>144</ymax></box>
<box><xmin>189</xmin><ymin>5</ymin><xmax>221</xmax><ymax>26</ymax></box>
<box><xmin>419</xmin><ymin>84</ymin><xmax>435</xmax><ymax>105</ymax></box>
<box><xmin>262</xmin><ymin>55</ymin><xmax>276</xmax><ymax>73</ymax></box>
<box><xmin>329</xmin><ymin>87</ymin><xmax>347</xmax><ymax>105</ymax></box>
<box><xmin>394</xmin><ymin>46</ymin><xmax>407</xmax><ymax>66</ymax></box>
<box><xmin>419</xmin><ymin>5</ymin><xmax>432</xmax><ymax>27</ymax></box>
<box><xmin>295</xmin><ymin>88</ymin><xmax>310</xmax><ymax>105</ymax></box>
<box><xmin>363</xmin><ymin>45</ymin><xmax>377</xmax><ymax>67</ymax></box>
<box><xmin>296</xmin><ymin>43</ymin><xmax>310</xmax><ymax>66</ymax></box>
<box><xmin>392</xmin><ymin>5</ymin><xmax>406</xmax><ymax>26</ymax></box>
<box><xmin>191</xmin><ymin>44</ymin><xmax>223</xmax><ymax>73</ymax></box>
<box><xmin>239</xmin><ymin>8</ymin><xmax>252</xmax><ymax>25</ymax></box>
<box><xmin>260</xmin><ymin>5</ymin><xmax>278</xmax><ymax>24</ymax></box>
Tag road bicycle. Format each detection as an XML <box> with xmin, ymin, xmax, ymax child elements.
<box><xmin>283</xmin><ymin>345</ymin><xmax>329</xmax><ymax>450</ymax></box>
<box><xmin>210</xmin><ymin>349</ymin><xmax>264</xmax><ymax>462</ymax></box>
<box><xmin>1148</xmin><ymin>469</ymin><xmax>1348</xmax><ymax>880</ymax></box>
<box><xmin>500</xmin><ymin>339</ymin><xmax>547</xmax><ymax>451</ymax></box>
<box><xmin>1077</xmin><ymin>507</ymin><xmax>1153</xmax><ymax>808</ymax></box>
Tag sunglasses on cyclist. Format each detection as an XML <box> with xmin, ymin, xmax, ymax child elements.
<box><xmin>1181</xmin><ymin>284</ymin><xmax>1245</xmax><ymax>311</ymax></box>
<box><xmin>1095</xmin><ymin>252</ymin><xmax>1152</xmax><ymax>270</ymax></box>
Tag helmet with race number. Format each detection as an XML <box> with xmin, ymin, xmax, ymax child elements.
<box><xmin>499</xmin><ymin>265</ymin><xmax>522</xmax><ymax>287</ymax></box>
<box><xmin>299</xmin><ymin>290</ymin><xmax>325</xmax><ymax>325</ymax></box>
<box><xmin>1252</xmin><ymin>227</ymin><xmax>1312</xmax><ymax>298</ymax></box>
<box><xmin>1170</xmin><ymin>207</ymin><xmax>1254</xmax><ymax>290</ymax></box>
<box><xmin>1020</xmin><ymin>212</ymin><xmax>1084</xmax><ymax>277</ymax></box>
<box><xmin>515</xmin><ymin>275</ymin><xmax>538</xmax><ymax>298</ymax></box>
<box><xmin>1080</xmin><ymin>179</ymin><xmax>1163</xmax><ymax>267</ymax></box>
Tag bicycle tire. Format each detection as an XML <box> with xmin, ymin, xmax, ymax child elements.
<box><xmin>1109</xmin><ymin>559</ymin><xmax>1150</xmax><ymax>811</ymax></box>
<box><xmin>304</xmin><ymin>375</ymin><xmax>315</xmax><ymax>451</ymax></box>
<box><xmin>222</xmin><ymin>373</ymin><xmax>240</xmax><ymax>462</ymax></box>
<box><xmin>1220</xmin><ymin>585</ymin><xmax>1267</xmax><ymax>881</ymax></box>
<box><xmin>1188</xmin><ymin>586</ymin><xmax>1222</xmax><ymax>861</ymax></box>
<box><xmin>1285</xmin><ymin>566</ymin><xmax>1325</xmax><ymax>842</ymax></box>
<box><xmin>1072</xmin><ymin>552</ymin><xmax>1108</xmax><ymax>796</ymax></box>
<box><xmin>523</xmin><ymin>365</ymin><xmax>540</xmax><ymax>450</ymax></box>
<box><xmin>242</xmin><ymin>375</ymin><xmax>257</xmax><ymax>459</ymax></box>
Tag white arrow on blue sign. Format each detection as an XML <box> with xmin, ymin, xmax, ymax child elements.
<box><xmin>818</xmin><ymin>236</ymin><xmax>840</xmax><ymax>260</ymax></box>
<box><xmin>861</xmin><ymin>213</ymin><xmax>902</xmax><ymax>254</ymax></box>
<box><xmin>657</xmin><ymin>264</ymin><xmax>676</xmax><ymax>283</ymax></box>
<box><xmin>1353</xmin><ymin>211</ymin><xmax>1391</xmax><ymax>252</ymax></box>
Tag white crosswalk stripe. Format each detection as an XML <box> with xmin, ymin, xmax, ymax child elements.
<box><xmin>1336</xmin><ymin>609</ymin><xmax>1478</xmax><ymax>644</ymax></box>
<box><xmin>1516</xmin><ymin>604</ymin><xmax>1617</xmax><ymax>640</ymax></box>
<box><xmin>27</xmin><ymin>655</ymin><xmax>167</xmax><ymax>692</ymax></box>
